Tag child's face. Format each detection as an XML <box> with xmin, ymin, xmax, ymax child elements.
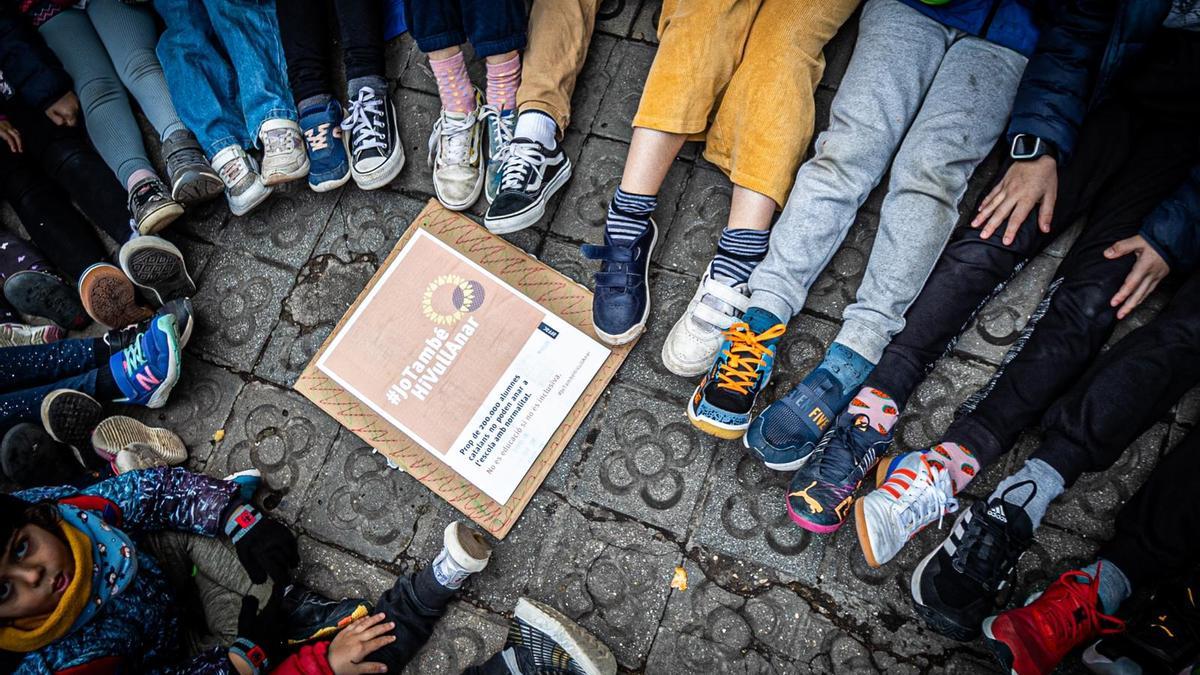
<box><xmin>0</xmin><ymin>525</ymin><xmax>74</xmax><ymax>621</ymax></box>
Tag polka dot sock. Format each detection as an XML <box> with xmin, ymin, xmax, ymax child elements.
<box><xmin>846</xmin><ymin>387</ymin><xmax>900</xmax><ymax>435</ymax></box>
<box><xmin>430</xmin><ymin>50</ymin><xmax>475</xmax><ymax>114</ymax></box>
<box><xmin>485</xmin><ymin>53</ymin><xmax>521</xmax><ymax>113</ymax></box>
<box><xmin>922</xmin><ymin>442</ymin><xmax>980</xmax><ymax>495</ymax></box>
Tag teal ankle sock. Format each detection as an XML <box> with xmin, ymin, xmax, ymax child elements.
<box><xmin>1079</xmin><ymin>559</ymin><xmax>1132</xmax><ymax>615</ymax></box>
<box><xmin>818</xmin><ymin>342</ymin><xmax>873</xmax><ymax>397</ymax></box>
<box><xmin>743</xmin><ymin>307</ymin><xmax>783</xmax><ymax>338</ymax></box>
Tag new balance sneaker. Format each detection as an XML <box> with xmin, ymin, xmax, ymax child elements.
<box><xmin>91</xmin><ymin>415</ymin><xmax>187</xmax><ymax>465</ymax></box>
<box><xmin>481</xmin><ymin>104</ymin><xmax>516</xmax><ymax>204</ymax></box>
<box><xmin>40</xmin><ymin>389</ymin><xmax>104</xmax><ymax>452</ymax></box>
<box><xmin>0</xmin><ymin>322</ymin><xmax>63</xmax><ymax>347</ymax></box>
<box><xmin>103</xmin><ymin>298</ymin><xmax>194</xmax><ymax>351</ymax></box>
<box><xmin>212</xmin><ymin>145</ymin><xmax>273</xmax><ymax>217</ymax></box>
<box><xmin>1</xmin><ymin>423</ymin><xmax>82</xmax><ymax>487</ymax></box>
<box><xmin>280</xmin><ymin>583</ymin><xmax>371</xmax><ymax>645</ymax></box>
<box><xmin>343</xmin><ymin>85</ymin><xmax>404</xmax><ymax>191</ymax></box>
<box><xmin>984</xmin><ymin>567</ymin><xmax>1124</xmax><ymax>675</ymax></box>
<box><xmin>745</xmin><ymin>345</ymin><xmax>872</xmax><ymax>471</ymax></box>
<box><xmin>1083</xmin><ymin>572</ymin><xmax>1200</xmax><ymax>675</ymax></box>
<box><xmin>2</xmin><ymin>270</ymin><xmax>87</xmax><ymax>330</ymax></box>
<box><xmin>505</xmin><ymin>597</ymin><xmax>618</xmax><ymax>675</ymax></box>
<box><xmin>662</xmin><ymin>271</ymin><xmax>751</xmax><ymax>377</ymax></box>
<box><xmin>911</xmin><ymin>486</ymin><xmax>1035</xmax><ymax>641</ymax></box>
<box><xmin>785</xmin><ymin>410</ymin><xmax>889</xmax><ymax>533</ymax></box>
<box><xmin>127</xmin><ymin>176</ymin><xmax>184</xmax><ymax>236</ymax></box>
<box><xmin>259</xmin><ymin>118</ymin><xmax>309</xmax><ymax>186</ymax></box>
<box><xmin>108</xmin><ymin>313</ymin><xmax>182</xmax><ymax>408</ymax></box>
<box><xmin>162</xmin><ymin>129</ymin><xmax>224</xmax><ymax>205</ymax></box>
<box><xmin>299</xmin><ymin>99</ymin><xmax>351</xmax><ymax>193</ymax></box>
<box><xmin>119</xmin><ymin>236</ymin><xmax>196</xmax><ymax>305</ymax></box>
<box><xmin>856</xmin><ymin>451</ymin><xmax>958</xmax><ymax>567</ymax></box>
<box><xmin>78</xmin><ymin>263</ymin><xmax>153</xmax><ymax>329</ymax></box>
<box><xmin>687</xmin><ymin>320</ymin><xmax>785</xmax><ymax>439</ymax></box>
<box><xmin>582</xmin><ymin>220</ymin><xmax>657</xmax><ymax>346</ymax></box>
<box><xmin>428</xmin><ymin>100</ymin><xmax>484</xmax><ymax>210</ymax></box>
<box><xmin>484</xmin><ymin>137</ymin><xmax>572</xmax><ymax>234</ymax></box>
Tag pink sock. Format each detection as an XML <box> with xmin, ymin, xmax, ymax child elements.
<box><xmin>430</xmin><ymin>51</ymin><xmax>475</xmax><ymax>114</ymax></box>
<box><xmin>126</xmin><ymin>168</ymin><xmax>158</xmax><ymax>191</ymax></box>
<box><xmin>485</xmin><ymin>54</ymin><xmax>521</xmax><ymax>112</ymax></box>
<box><xmin>922</xmin><ymin>442</ymin><xmax>980</xmax><ymax>495</ymax></box>
<box><xmin>846</xmin><ymin>387</ymin><xmax>900</xmax><ymax>435</ymax></box>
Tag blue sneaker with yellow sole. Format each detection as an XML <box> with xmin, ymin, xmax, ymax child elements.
<box><xmin>687</xmin><ymin>308</ymin><xmax>785</xmax><ymax>440</ymax></box>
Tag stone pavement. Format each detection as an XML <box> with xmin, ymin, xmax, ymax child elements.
<box><xmin>28</xmin><ymin>1</ymin><xmax>1197</xmax><ymax>672</ymax></box>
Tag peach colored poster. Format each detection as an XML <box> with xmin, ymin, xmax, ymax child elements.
<box><xmin>317</xmin><ymin>230</ymin><xmax>609</xmax><ymax>504</ymax></box>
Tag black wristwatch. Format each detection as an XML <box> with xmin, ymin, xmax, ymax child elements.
<box><xmin>1010</xmin><ymin>134</ymin><xmax>1058</xmax><ymax>161</ymax></box>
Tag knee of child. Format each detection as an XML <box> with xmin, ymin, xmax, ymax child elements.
<box><xmin>120</xmin><ymin>48</ymin><xmax>164</xmax><ymax>83</ymax></box>
<box><xmin>77</xmin><ymin>77</ymin><xmax>124</xmax><ymax>110</ymax></box>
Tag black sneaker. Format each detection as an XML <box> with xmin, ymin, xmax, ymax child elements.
<box><xmin>1</xmin><ymin>423</ymin><xmax>85</xmax><ymax>487</ymax></box>
<box><xmin>118</xmin><ymin>236</ymin><xmax>196</xmax><ymax>305</ymax></box>
<box><xmin>785</xmin><ymin>411</ymin><xmax>890</xmax><ymax>534</ymax></box>
<box><xmin>1083</xmin><ymin>572</ymin><xmax>1200</xmax><ymax>675</ymax></box>
<box><xmin>505</xmin><ymin>597</ymin><xmax>617</xmax><ymax>675</ymax></box>
<box><xmin>911</xmin><ymin>483</ymin><xmax>1035</xmax><ymax>641</ymax></box>
<box><xmin>483</xmin><ymin>138</ymin><xmax>572</xmax><ymax>235</ymax></box>
<box><xmin>40</xmin><ymin>389</ymin><xmax>104</xmax><ymax>454</ymax></box>
<box><xmin>162</xmin><ymin>129</ymin><xmax>224</xmax><ymax>206</ymax></box>
<box><xmin>103</xmin><ymin>298</ymin><xmax>194</xmax><ymax>351</ymax></box>
<box><xmin>128</xmin><ymin>176</ymin><xmax>184</xmax><ymax>236</ymax></box>
<box><xmin>2</xmin><ymin>270</ymin><xmax>88</xmax><ymax>330</ymax></box>
<box><xmin>342</xmin><ymin>85</ymin><xmax>404</xmax><ymax>191</ymax></box>
<box><xmin>280</xmin><ymin>583</ymin><xmax>370</xmax><ymax>645</ymax></box>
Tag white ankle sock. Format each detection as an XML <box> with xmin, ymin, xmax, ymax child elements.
<box><xmin>515</xmin><ymin>110</ymin><xmax>558</xmax><ymax>149</ymax></box>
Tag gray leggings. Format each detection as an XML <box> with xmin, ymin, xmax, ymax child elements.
<box><xmin>38</xmin><ymin>0</ymin><xmax>187</xmax><ymax>188</ymax></box>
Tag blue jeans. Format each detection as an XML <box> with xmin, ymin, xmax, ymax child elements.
<box><xmin>404</xmin><ymin>0</ymin><xmax>527</xmax><ymax>58</ymax></box>
<box><xmin>153</xmin><ymin>0</ymin><xmax>297</xmax><ymax>158</ymax></box>
<box><xmin>0</xmin><ymin>339</ymin><xmax>106</xmax><ymax>435</ymax></box>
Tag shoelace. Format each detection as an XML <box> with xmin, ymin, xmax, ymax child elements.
<box><xmin>887</xmin><ymin>457</ymin><xmax>959</xmax><ymax>533</ymax></box>
<box><xmin>219</xmin><ymin>157</ymin><xmax>249</xmax><ymax>186</ymax></box>
<box><xmin>1034</xmin><ymin>567</ymin><xmax>1125</xmax><ymax>645</ymax></box>
<box><xmin>480</xmin><ymin>105</ymin><xmax>515</xmax><ymax>165</ymax></box>
<box><xmin>341</xmin><ymin>87</ymin><xmax>387</xmax><ymax>156</ymax></box>
<box><xmin>428</xmin><ymin>109</ymin><xmax>478</xmax><ymax>168</ymax></box>
<box><xmin>263</xmin><ymin>127</ymin><xmax>298</xmax><ymax>156</ymax></box>
<box><xmin>812</xmin><ymin>415</ymin><xmax>881</xmax><ymax>484</ymax></box>
<box><xmin>497</xmin><ymin>140</ymin><xmax>544</xmax><ymax>193</ymax></box>
<box><xmin>715</xmin><ymin>322</ymin><xmax>786</xmax><ymax>394</ymax></box>
<box><xmin>121</xmin><ymin>331</ymin><xmax>149</xmax><ymax>380</ymax></box>
<box><xmin>954</xmin><ymin>505</ymin><xmax>1018</xmax><ymax>588</ymax></box>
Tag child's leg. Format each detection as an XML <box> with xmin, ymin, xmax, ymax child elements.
<box><xmin>0</xmin><ymin>338</ymin><xmax>109</xmax><ymax>392</ymax></box>
<box><xmin>275</xmin><ymin>0</ymin><xmax>334</xmax><ymax>106</ymax></box>
<box><xmin>85</xmin><ymin>0</ymin><xmax>189</xmax><ymax>143</ymax></box>
<box><xmin>514</xmin><ymin>0</ymin><xmax>600</xmax><ymax>135</ymax></box>
<box><xmin>335</xmin><ymin>0</ymin><xmax>386</xmax><ymax>95</ymax></box>
<box><xmin>459</xmin><ymin>0</ymin><xmax>526</xmax><ymax>61</ymax></box>
<box><xmin>36</xmin><ymin>9</ymin><xmax>157</xmax><ymax>190</ymax></box>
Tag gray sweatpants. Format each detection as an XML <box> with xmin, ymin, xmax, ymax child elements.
<box><xmin>748</xmin><ymin>0</ymin><xmax>1027</xmax><ymax>363</ymax></box>
<box><xmin>39</xmin><ymin>0</ymin><xmax>188</xmax><ymax>187</ymax></box>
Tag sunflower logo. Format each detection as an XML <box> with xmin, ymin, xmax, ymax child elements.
<box><xmin>421</xmin><ymin>274</ymin><xmax>486</xmax><ymax>325</ymax></box>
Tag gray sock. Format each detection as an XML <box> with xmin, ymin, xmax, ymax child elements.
<box><xmin>990</xmin><ymin>458</ymin><xmax>1065</xmax><ymax>529</ymax></box>
<box><xmin>1078</xmin><ymin>558</ymin><xmax>1132</xmax><ymax>615</ymax></box>
<box><xmin>348</xmin><ymin>75</ymin><xmax>388</xmax><ymax>99</ymax></box>
<box><xmin>297</xmin><ymin>93</ymin><xmax>332</xmax><ymax>113</ymax></box>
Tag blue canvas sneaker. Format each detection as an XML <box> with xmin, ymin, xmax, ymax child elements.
<box><xmin>582</xmin><ymin>219</ymin><xmax>657</xmax><ymax>346</ymax></box>
<box><xmin>299</xmin><ymin>100</ymin><xmax>351</xmax><ymax>193</ymax></box>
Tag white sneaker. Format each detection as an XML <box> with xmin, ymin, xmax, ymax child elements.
<box><xmin>427</xmin><ymin>104</ymin><xmax>484</xmax><ymax>211</ymax></box>
<box><xmin>212</xmin><ymin>146</ymin><xmax>273</xmax><ymax>217</ymax></box>
<box><xmin>662</xmin><ymin>272</ymin><xmax>750</xmax><ymax>377</ymax></box>
<box><xmin>259</xmin><ymin>118</ymin><xmax>309</xmax><ymax>186</ymax></box>
<box><xmin>855</xmin><ymin>451</ymin><xmax>959</xmax><ymax>568</ymax></box>
<box><xmin>114</xmin><ymin>444</ymin><xmax>169</xmax><ymax>474</ymax></box>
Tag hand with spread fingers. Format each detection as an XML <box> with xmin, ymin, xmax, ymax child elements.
<box><xmin>327</xmin><ymin>612</ymin><xmax>397</xmax><ymax>675</ymax></box>
<box><xmin>973</xmin><ymin>156</ymin><xmax>1058</xmax><ymax>245</ymax></box>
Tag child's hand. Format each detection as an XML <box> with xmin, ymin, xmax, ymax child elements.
<box><xmin>327</xmin><ymin>612</ymin><xmax>396</xmax><ymax>674</ymax></box>
<box><xmin>44</xmin><ymin>92</ymin><xmax>80</xmax><ymax>127</ymax></box>
<box><xmin>0</xmin><ymin>120</ymin><xmax>21</xmax><ymax>153</ymax></box>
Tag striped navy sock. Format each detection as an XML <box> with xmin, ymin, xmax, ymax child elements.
<box><xmin>710</xmin><ymin>227</ymin><xmax>770</xmax><ymax>284</ymax></box>
<box><xmin>605</xmin><ymin>187</ymin><xmax>656</xmax><ymax>246</ymax></box>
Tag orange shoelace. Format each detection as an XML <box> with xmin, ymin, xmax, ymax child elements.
<box><xmin>715</xmin><ymin>322</ymin><xmax>786</xmax><ymax>395</ymax></box>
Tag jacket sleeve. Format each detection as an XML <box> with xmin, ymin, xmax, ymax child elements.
<box><xmin>142</xmin><ymin>647</ymin><xmax>239</xmax><ymax>675</ymax></box>
<box><xmin>1005</xmin><ymin>0</ymin><xmax>1119</xmax><ymax>162</ymax></box>
<box><xmin>0</xmin><ymin>6</ymin><xmax>73</xmax><ymax>111</ymax></box>
<box><xmin>72</xmin><ymin>467</ymin><xmax>239</xmax><ymax>536</ymax></box>
<box><xmin>1141</xmin><ymin>164</ymin><xmax>1200</xmax><ymax>274</ymax></box>
<box><xmin>270</xmin><ymin>642</ymin><xmax>335</xmax><ymax>675</ymax></box>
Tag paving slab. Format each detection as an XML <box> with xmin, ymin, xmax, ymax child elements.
<box><xmin>591</xmin><ymin>40</ymin><xmax>657</xmax><ymax>144</ymax></box>
<box><xmin>217</xmin><ymin>182</ymin><xmax>338</xmax><ymax>269</ymax></box>
<box><xmin>312</xmin><ymin>186</ymin><xmax>428</xmax><ymax>264</ymax></box>
<box><xmin>131</xmin><ymin>358</ymin><xmax>244</xmax><ymax>462</ymax></box>
<box><xmin>189</xmin><ymin>250</ymin><xmax>296</xmax><ymax>372</ymax></box>
<box><xmin>403</xmin><ymin>602</ymin><xmax>509</xmax><ymax>675</ymax></box>
<box><xmin>610</xmin><ymin>268</ymin><xmax>707</xmax><ymax>399</ymax></box>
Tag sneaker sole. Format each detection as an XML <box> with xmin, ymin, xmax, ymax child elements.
<box><xmin>353</xmin><ymin>148</ymin><xmax>406</xmax><ymax>192</ymax></box>
<box><xmin>80</xmin><ymin>266</ymin><xmax>153</xmax><ymax>329</ymax></box>
<box><xmin>483</xmin><ymin>161</ymin><xmax>573</xmax><ymax>235</ymax></box>
<box><xmin>513</xmin><ymin>598</ymin><xmax>617</xmax><ymax>675</ymax></box>
<box><xmin>785</xmin><ymin>496</ymin><xmax>846</xmax><ymax>534</ymax></box>
<box><xmin>686</xmin><ymin>396</ymin><xmax>747</xmax><ymax>440</ymax></box>
<box><xmin>980</xmin><ymin>617</ymin><xmax>1018</xmax><ymax>674</ymax></box>
<box><xmin>119</xmin><ymin>238</ymin><xmax>196</xmax><ymax>305</ymax></box>
<box><xmin>262</xmin><ymin>156</ymin><xmax>311</xmax><ymax>186</ymax></box>
<box><xmin>444</xmin><ymin>521</ymin><xmax>492</xmax><ymax>573</ymax></box>
<box><xmin>171</xmin><ymin>169</ymin><xmax>225</xmax><ymax>206</ymax></box>
<box><xmin>92</xmin><ymin>415</ymin><xmax>187</xmax><ymax>464</ymax></box>
<box><xmin>137</xmin><ymin>200</ymin><xmax>185</xmax><ymax>236</ymax></box>
<box><xmin>311</xmin><ymin>171</ymin><xmax>352</xmax><ymax>193</ymax></box>
<box><xmin>40</xmin><ymin>389</ymin><xmax>104</xmax><ymax>451</ymax></box>
<box><xmin>145</xmin><ymin>315</ymin><xmax>183</xmax><ymax>409</ymax></box>
<box><xmin>854</xmin><ymin>499</ymin><xmax>884</xmax><ymax>569</ymax></box>
<box><xmin>3</xmin><ymin>271</ymin><xmax>87</xmax><ymax>330</ymax></box>
<box><xmin>593</xmin><ymin>217</ymin><xmax>657</xmax><ymax>347</ymax></box>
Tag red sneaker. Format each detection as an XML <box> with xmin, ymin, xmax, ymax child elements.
<box><xmin>982</xmin><ymin>566</ymin><xmax>1125</xmax><ymax>675</ymax></box>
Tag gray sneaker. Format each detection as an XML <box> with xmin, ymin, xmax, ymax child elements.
<box><xmin>162</xmin><ymin>129</ymin><xmax>223</xmax><ymax>206</ymax></box>
<box><xmin>127</xmin><ymin>176</ymin><xmax>184</xmax><ymax>235</ymax></box>
<box><xmin>212</xmin><ymin>145</ymin><xmax>273</xmax><ymax>217</ymax></box>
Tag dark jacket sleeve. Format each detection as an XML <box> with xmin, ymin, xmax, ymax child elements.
<box><xmin>0</xmin><ymin>6</ymin><xmax>73</xmax><ymax>111</ymax></box>
<box><xmin>1141</xmin><ymin>164</ymin><xmax>1200</xmax><ymax>274</ymax></box>
<box><xmin>1005</xmin><ymin>0</ymin><xmax>1119</xmax><ymax>162</ymax></box>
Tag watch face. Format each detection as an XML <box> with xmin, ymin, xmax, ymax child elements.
<box><xmin>1011</xmin><ymin>135</ymin><xmax>1042</xmax><ymax>160</ymax></box>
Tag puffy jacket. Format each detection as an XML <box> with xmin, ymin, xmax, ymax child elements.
<box><xmin>7</xmin><ymin>468</ymin><xmax>242</xmax><ymax>675</ymax></box>
<box><xmin>0</xmin><ymin>3</ymin><xmax>71</xmax><ymax>114</ymax></box>
<box><xmin>1007</xmin><ymin>0</ymin><xmax>1200</xmax><ymax>274</ymax></box>
<box><xmin>896</xmin><ymin>0</ymin><xmax>1043</xmax><ymax>56</ymax></box>
<box><xmin>271</xmin><ymin>642</ymin><xmax>334</xmax><ymax>675</ymax></box>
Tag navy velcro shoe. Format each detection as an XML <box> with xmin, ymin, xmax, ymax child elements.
<box><xmin>582</xmin><ymin>218</ymin><xmax>657</xmax><ymax>346</ymax></box>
